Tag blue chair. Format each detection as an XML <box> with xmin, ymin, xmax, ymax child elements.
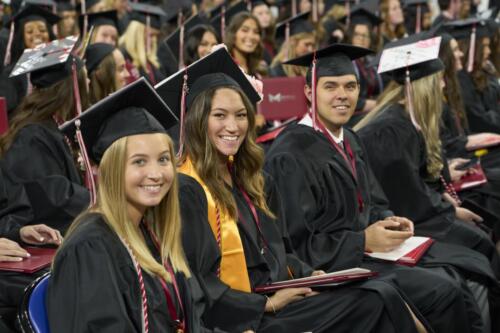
<box><xmin>18</xmin><ymin>272</ymin><xmax>51</xmax><ymax>333</ymax></box>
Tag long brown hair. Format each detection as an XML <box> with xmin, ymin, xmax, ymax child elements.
<box><xmin>458</xmin><ymin>36</ymin><xmax>489</xmax><ymax>90</ymax></box>
<box><xmin>0</xmin><ymin>67</ymin><xmax>89</xmax><ymax>156</ymax></box>
<box><xmin>440</xmin><ymin>37</ymin><xmax>468</xmax><ymax>132</ymax></box>
<box><xmin>180</xmin><ymin>86</ymin><xmax>274</xmax><ymax>220</ymax></box>
<box><xmin>355</xmin><ymin>73</ymin><xmax>444</xmax><ymax>179</ymax></box>
<box><xmin>225</xmin><ymin>12</ymin><xmax>265</xmax><ymax>76</ymax></box>
<box><xmin>89</xmin><ymin>51</ymin><xmax>118</xmax><ymax>104</ymax></box>
<box><xmin>65</xmin><ymin>134</ymin><xmax>191</xmax><ymax>280</ymax></box>
<box><xmin>379</xmin><ymin>0</ymin><xmax>406</xmax><ymax>42</ymax></box>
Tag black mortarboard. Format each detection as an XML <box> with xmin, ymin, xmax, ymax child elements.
<box><xmin>12</xmin><ymin>4</ymin><xmax>60</xmax><ymax>25</ymax></box>
<box><xmin>163</xmin><ymin>0</ymin><xmax>194</xmax><ymax>23</ymax></box>
<box><xmin>275</xmin><ymin>11</ymin><xmax>314</xmax><ymax>42</ymax></box>
<box><xmin>129</xmin><ymin>2</ymin><xmax>167</xmax><ymax>30</ymax></box>
<box><xmin>210</xmin><ymin>1</ymin><xmax>248</xmax><ymax>37</ymax></box>
<box><xmin>164</xmin><ymin>13</ymin><xmax>207</xmax><ymax>62</ymax></box>
<box><xmin>284</xmin><ymin>43</ymin><xmax>374</xmax><ymax>80</ymax></box>
<box><xmin>20</xmin><ymin>0</ymin><xmax>56</xmax><ymax>11</ymax></box>
<box><xmin>403</xmin><ymin>0</ymin><xmax>429</xmax><ymax>8</ymax></box>
<box><xmin>60</xmin><ymin>77</ymin><xmax>178</xmax><ymax>163</ymax></box>
<box><xmin>79</xmin><ymin>10</ymin><xmax>118</xmax><ymax>32</ymax></box>
<box><xmin>9</xmin><ymin>35</ymin><xmax>82</xmax><ymax>88</ymax></box>
<box><xmin>155</xmin><ymin>46</ymin><xmax>261</xmax><ymax>118</ymax></box>
<box><xmin>248</xmin><ymin>0</ymin><xmax>270</xmax><ymax>8</ymax></box>
<box><xmin>442</xmin><ymin>18</ymin><xmax>490</xmax><ymax>40</ymax></box>
<box><xmin>84</xmin><ymin>42</ymin><xmax>115</xmax><ymax>74</ymax></box>
<box><xmin>83</xmin><ymin>0</ymin><xmax>102</xmax><ymax>11</ymax></box>
<box><xmin>56</xmin><ymin>0</ymin><xmax>76</xmax><ymax>12</ymax></box>
<box><xmin>340</xmin><ymin>5</ymin><xmax>382</xmax><ymax>28</ymax></box>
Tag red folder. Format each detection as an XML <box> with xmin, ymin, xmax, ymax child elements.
<box><xmin>396</xmin><ymin>238</ymin><xmax>434</xmax><ymax>266</ymax></box>
<box><xmin>254</xmin><ymin>268</ymin><xmax>378</xmax><ymax>294</ymax></box>
<box><xmin>0</xmin><ymin>97</ymin><xmax>8</xmax><ymax>135</ymax></box>
<box><xmin>257</xmin><ymin>77</ymin><xmax>308</xmax><ymax>121</ymax></box>
<box><xmin>466</xmin><ymin>134</ymin><xmax>500</xmax><ymax>151</ymax></box>
<box><xmin>0</xmin><ymin>247</ymin><xmax>57</xmax><ymax>273</ymax></box>
<box><xmin>452</xmin><ymin>164</ymin><xmax>487</xmax><ymax>192</ymax></box>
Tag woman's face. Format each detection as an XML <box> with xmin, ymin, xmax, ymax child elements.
<box><xmin>388</xmin><ymin>0</ymin><xmax>404</xmax><ymax>26</ymax></box>
<box><xmin>481</xmin><ymin>37</ymin><xmax>491</xmax><ymax>64</ymax></box>
<box><xmin>125</xmin><ymin>133</ymin><xmax>174</xmax><ymax>218</ymax></box>
<box><xmin>295</xmin><ymin>36</ymin><xmax>315</xmax><ymax>57</ymax></box>
<box><xmin>234</xmin><ymin>18</ymin><xmax>260</xmax><ymax>54</ymax></box>
<box><xmin>299</xmin><ymin>0</ymin><xmax>312</xmax><ymax>13</ymax></box>
<box><xmin>351</xmin><ymin>24</ymin><xmax>371</xmax><ymax>49</ymax></box>
<box><xmin>197</xmin><ymin>31</ymin><xmax>218</xmax><ymax>59</ymax></box>
<box><xmin>23</xmin><ymin>20</ymin><xmax>50</xmax><ymax>49</ymax></box>
<box><xmin>60</xmin><ymin>10</ymin><xmax>77</xmax><ymax>36</ymax></box>
<box><xmin>449</xmin><ymin>38</ymin><xmax>464</xmax><ymax>71</ymax></box>
<box><xmin>207</xmin><ymin>88</ymin><xmax>249</xmax><ymax>157</ymax></box>
<box><xmin>252</xmin><ymin>4</ymin><xmax>272</xmax><ymax>29</ymax></box>
<box><xmin>93</xmin><ymin>25</ymin><xmax>118</xmax><ymax>46</ymax></box>
<box><xmin>113</xmin><ymin>49</ymin><xmax>129</xmax><ymax>89</ymax></box>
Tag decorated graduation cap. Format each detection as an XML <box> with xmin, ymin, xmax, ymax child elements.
<box><xmin>442</xmin><ymin>18</ymin><xmax>489</xmax><ymax>72</ymax></box>
<box><xmin>155</xmin><ymin>46</ymin><xmax>261</xmax><ymax>155</ymax></box>
<box><xmin>84</xmin><ymin>42</ymin><xmax>115</xmax><ymax>74</ymax></box>
<box><xmin>79</xmin><ymin>10</ymin><xmax>118</xmax><ymax>35</ymax></box>
<box><xmin>3</xmin><ymin>4</ymin><xmax>61</xmax><ymax>66</ymax></box>
<box><xmin>164</xmin><ymin>13</ymin><xmax>208</xmax><ymax>69</ymax></box>
<box><xmin>340</xmin><ymin>4</ymin><xmax>382</xmax><ymax>28</ymax></box>
<box><xmin>403</xmin><ymin>0</ymin><xmax>429</xmax><ymax>34</ymax></box>
<box><xmin>210</xmin><ymin>1</ymin><xmax>248</xmax><ymax>39</ymax></box>
<box><xmin>59</xmin><ymin>77</ymin><xmax>178</xmax><ymax>204</ymax></box>
<box><xmin>284</xmin><ymin>43</ymin><xmax>373</xmax><ymax>130</ymax></box>
<box><xmin>9</xmin><ymin>35</ymin><xmax>81</xmax><ymax>88</ymax></box>
<box><xmin>377</xmin><ymin>35</ymin><xmax>443</xmax><ymax>130</ymax></box>
<box><xmin>129</xmin><ymin>2</ymin><xmax>167</xmax><ymax>30</ymax></box>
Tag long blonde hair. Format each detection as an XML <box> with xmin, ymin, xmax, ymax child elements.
<box><xmin>355</xmin><ymin>73</ymin><xmax>444</xmax><ymax>179</ymax></box>
<box><xmin>67</xmin><ymin>134</ymin><xmax>190</xmax><ymax>281</ymax></box>
<box><xmin>271</xmin><ymin>32</ymin><xmax>315</xmax><ymax>77</ymax></box>
<box><xmin>119</xmin><ymin>21</ymin><xmax>160</xmax><ymax>73</ymax></box>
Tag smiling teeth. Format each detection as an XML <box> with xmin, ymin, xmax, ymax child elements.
<box><xmin>142</xmin><ymin>185</ymin><xmax>161</xmax><ymax>193</ymax></box>
<box><xmin>335</xmin><ymin>106</ymin><xmax>348</xmax><ymax>110</ymax></box>
<box><xmin>221</xmin><ymin>136</ymin><xmax>238</xmax><ymax>141</ymax></box>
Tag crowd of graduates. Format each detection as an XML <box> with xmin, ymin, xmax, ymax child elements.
<box><xmin>0</xmin><ymin>0</ymin><xmax>499</xmax><ymax>332</ymax></box>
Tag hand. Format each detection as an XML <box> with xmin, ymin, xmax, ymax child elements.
<box><xmin>455</xmin><ymin>207</ymin><xmax>483</xmax><ymax>226</ymax></box>
<box><xmin>364</xmin><ymin>220</ymin><xmax>414</xmax><ymax>253</ymax></box>
<box><xmin>466</xmin><ymin>133</ymin><xmax>500</xmax><ymax>149</ymax></box>
<box><xmin>311</xmin><ymin>270</ymin><xmax>326</xmax><ymax>276</ymax></box>
<box><xmin>448</xmin><ymin>158</ymin><xmax>469</xmax><ymax>181</ymax></box>
<box><xmin>384</xmin><ymin>216</ymin><xmax>414</xmax><ymax>232</ymax></box>
<box><xmin>242</xmin><ymin>331</ymin><xmax>255</xmax><ymax>333</ymax></box>
<box><xmin>0</xmin><ymin>238</ymin><xmax>30</xmax><ymax>262</ymax></box>
<box><xmin>20</xmin><ymin>225</ymin><xmax>62</xmax><ymax>246</ymax></box>
<box><xmin>265</xmin><ymin>287</ymin><xmax>313</xmax><ymax>312</ymax></box>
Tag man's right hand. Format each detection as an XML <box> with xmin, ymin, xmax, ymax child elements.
<box><xmin>364</xmin><ymin>220</ymin><xmax>414</xmax><ymax>253</ymax></box>
<box><xmin>265</xmin><ymin>287</ymin><xmax>315</xmax><ymax>313</ymax></box>
<box><xmin>0</xmin><ymin>238</ymin><xmax>30</xmax><ymax>262</ymax></box>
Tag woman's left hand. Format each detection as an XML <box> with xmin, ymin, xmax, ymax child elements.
<box><xmin>20</xmin><ymin>225</ymin><xmax>63</xmax><ymax>246</ymax></box>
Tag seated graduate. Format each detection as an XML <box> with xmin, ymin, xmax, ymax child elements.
<box><xmin>157</xmin><ymin>46</ymin><xmax>428</xmax><ymax>333</ymax></box>
<box><xmin>0</xmin><ymin>37</ymin><xmax>90</xmax><ymax>235</ymax></box>
<box><xmin>354</xmin><ymin>37</ymin><xmax>500</xmax><ymax>329</ymax></box>
<box><xmin>263</xmin><ymin>42</ymin><xmax>490</xmax><ymax>333</ymax></box>
<box><xmin>84</xmin><ymin>42</ymin><xmax>129</xmax><ymax>104</ymax></box>
<box><xmin>269</xmin><ymin>11</ymin><xmax>315</xmax><ymax>78</ymax></box>
<box><xmin>79</xmin><ymin>10</ymin><xmax>120</xmax><ymax>46</ymax></box>
<box><xmin>48</xmin><ymin>78</ymin><xmax>212</xmax><ymax>332</ymax></box>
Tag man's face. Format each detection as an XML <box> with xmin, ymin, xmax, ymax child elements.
<box><xmin>305</xmin><ymin>75</ymin><xmax>359</xmax><ymax>131</ymax></box>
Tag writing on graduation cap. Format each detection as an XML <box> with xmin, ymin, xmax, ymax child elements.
<box><xmin>377</xmin><ymin>36</ymin><xmax>442</xmax><ymax>74</ymax></box>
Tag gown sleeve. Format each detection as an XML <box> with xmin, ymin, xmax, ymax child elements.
<box><xmin>178</xmin><ymin>174</ymin><xmax>266</xmax><ymax>332</ymax></box>
<box><xmin>47</xmin><ymin>237</ymin><xmax>137</xmax><ymax>333</ymax></box>
<box><xmin>264</xmin><ymin>151</ymin><xmax>366</xmax><ymax>272</ymax></box>
<box><xmin>1</xmin><ymin>125</ymin><xmax>89</xmax><ymax>231</ymax></box>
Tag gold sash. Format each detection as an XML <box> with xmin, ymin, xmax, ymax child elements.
<box><xmin>179</xmin><ymin>159</ymin><xmax>251</xmax><ymax>292</ymax></box>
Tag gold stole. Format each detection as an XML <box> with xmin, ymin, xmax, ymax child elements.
<box><xmin>179</xmin><ymin>159</ymin><xmax>252</xmax><ymax>292</ymax></box>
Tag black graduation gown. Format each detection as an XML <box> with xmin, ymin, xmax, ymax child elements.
<box><xmin>264</xmin><ymin>123</ymin><xmax>494</xmax><ymax>332</ymax></box>
<box><xmin>440</xmin><ymin>103</ymin><xmax>470</xmax><ymax>158</ymax></box>
<box><xmin>458</xmin><ymin>70</ymin><xmax>500</xmax><ymax>133</ymax></box>
<box><xmin>178</xmin><ymin>173</ymin><xmax>420</xmax><ymax>333</ymax></box>
<box><xmin>47</xmin><ymin>213</ymin><xmax>211</xmax><ymax>333</ymax></box>
<box><xmin>0</xmin><ymin>122</ymin><xmax>89</xmax><ymax>234</ymax></box>
<box><xmin>268</xmin><ymin>63</ymin><xmax>287</xmax><ymax>77</ymax></box>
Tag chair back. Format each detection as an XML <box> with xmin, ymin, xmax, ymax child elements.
<box><xmin>18</xmin><ymin>272</ymin><xmax>51</xmax><ymax>333</ymax></box>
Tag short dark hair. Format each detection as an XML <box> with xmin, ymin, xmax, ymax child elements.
<box><xmin>437</xmin><ymin>0</ymin><xmax>451</xmax><ymax>11</ymax></box>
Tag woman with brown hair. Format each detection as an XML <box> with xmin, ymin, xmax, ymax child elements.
<box><xmin>225</xmin><ymin>12</ymin><xmax>266</xmax><ymax>76</ymax></box>
<box><xmin>84</xmin><ymin>43</ymin><xmax>129</xmax><ymax>104</ymax></box>
<box><xmin>156</xmin><ymin>46</ymin><xmax>430</xmax><ymax>333</ymax></box>
<box><xmin>379</xmin><ymin>0</ymin><xmax>406</xmax><ymax>45</ymax></box>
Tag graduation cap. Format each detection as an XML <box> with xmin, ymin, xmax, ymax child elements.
<box><xmin>248</xmin><ymin>0</ymin><xmax>270</xmax><ymax>8</ymax></box>
<box><xmin>59</xmin><ymin>77</ymin><xmax>178</xmax><ymax>204</ymax></box>
<box><xmin>275</xmin><ymin>11</ymin><xmax>314</xmax><ymax>42</ymax></box>
<box><xmin>402</xmin><ymin>0</ymin><xmax>429</xmax><ymax>34</ymax></box>
<box><xmin>55</xmin><ymin>0</ymin><xmax>76</xmax><ymax>12</ymax></box>
<box><xmin>21</xmin><ymin>0</ymin><xmax>56</xmax><ymax>11</ymax></box>
<box><xmin>78</xmin><ymin>10</ymin><xmax>118</xmax><ymax>34</ymax></box>
<box><xmin>284</xmin><ymin>43</ymin><xmax>373</xmax><ymax>129</ymax></box>
<box><xmin>155</xmin><ymin>46</ymin><xmax>261</xmax><ymax>154</ymax></box>
<box><xmin>339</xmin><ymin>4</ymin><xmax>382</xmax><ymax>28</ymax></box>
<box><xmin>163</xmin><ymin>0</ymin><xmax>194</xmax><ymax>24</ymax></box>
<box><xmin>129</xmin><ymin>2</ymin><xmax>167</xmax><ymax>30</ymax></box>
<box><xmin>210</xmin><ymin>1</ymin><xmax>248</xmax><ymax>39</ymax></box>
<box><xmin>9</xmin><ymin>35</ymin><xmax>80</xmax><ymax>88</ymax></box>
<box><xmin>81</xmin><ymin>0</ymin><xmax>102</xmax><ymax>12</ymax></box>
<box><xmin>84</xmin><ymin>42</ymin><xmax>114</xmax><ymax>74</ymax></box>
<box><xmin>163</xmin><ymin>13</ymin><xmax>207</xmax><ymax>68</ymax></box>
<box><xmin>377</xmin><ymin>35</ymin><xmax>443</xmax><ymax>130</ymax></box>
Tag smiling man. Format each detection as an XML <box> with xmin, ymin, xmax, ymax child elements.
<box><xmin>264</xmin><ymin>43</ymin><xmax>489</xmax><ymax>332</ymax></box>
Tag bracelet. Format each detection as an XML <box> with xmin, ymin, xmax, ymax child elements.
<box><xmin>265</xmin><ymin>295</ymin><xmax>277</xmax><ymax>314</ymax></box>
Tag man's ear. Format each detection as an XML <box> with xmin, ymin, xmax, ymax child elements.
<box><xmin>304</xmin><ymin>84</ymin><xmax>312</xmax><ymax>104</ymax></box>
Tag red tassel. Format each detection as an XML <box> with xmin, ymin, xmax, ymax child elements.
<box><xmin>146</xmin><ymin>15</ymin><xmax>151</xmax><ymax>55</ymax></box>
<box><xmin>312</xmin><ymin>0</ymin><xmax>318</xmax><ymax>23</ymax></box>
<box><xmin>75</xmin><ymin>119</ymin><xmax>97</xmax><ymax>206</ymax></box>
<box><xmin>467</xmin><ymin>24</ymin><xmax>476</xmax><ymax>73</ymax></box>
<box><xmin>292</xmin><ymin>0</ymin><xmax>297</xmax><ymax>17</ymax></box>
<box><xmin>285</xmin><ymin>22</ymin><xmax>290</xmax><ymax>62</ymax></box>
<box><xmin>405</xmin><ymin>67</ymin><xmax>421</xmax><ymax>131</ymax></box>
<box><xmin>311</xmin><ymin>51</ymin><xmax>318</xmax><ymax>130</ymax></box>
<box><xmin>178</xmin><ymin>12</ymin><xmax>185</xmax><ymax>70</ymax></box>
<box><xmin>177</xmin><ymin>69</ymin><xmax>189</xmax><ymax>158</ymax></box>
<box><xmin>71</xmin><ymin>60</ymin><xmax>82</xmax><ymax>116</ymax></box>
<box><xmin>416</xmin><ymin>5</ymin><xmax>421</xmax><ymax>34</ymax></box>
<box><xmin>4</xmin><ymin>21</ymin><xmax>14</xmax><ymax>66</ymax></box>
<box><xmin>345</xmin><ymin>1</ymin><xmax>351</xmax><ymax>27</ymax></box>
<box><xmin>221</xmin><ymin>6</ymin><xmax>226</xmax><ymax>41</ymax></box>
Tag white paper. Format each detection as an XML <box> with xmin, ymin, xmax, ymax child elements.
<box><xmin>377</xmin><ymin>37</ymin><xmax>442</xmax><ymax>74</ymax></box>
<box><xmin>366</xmin><ymin>236</ymin><xmax>430</xmax><ymax>261</ymax></box>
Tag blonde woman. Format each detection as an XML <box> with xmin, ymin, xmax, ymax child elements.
<box><xmin>47</xmin><ymin>79</ymin><xmax>208</xmax><ymax>332</ymax></box>
<box><xmin>118</xmin><ymin>4</ymin><xmax>165</xmax><ymax>85</ymax></box>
